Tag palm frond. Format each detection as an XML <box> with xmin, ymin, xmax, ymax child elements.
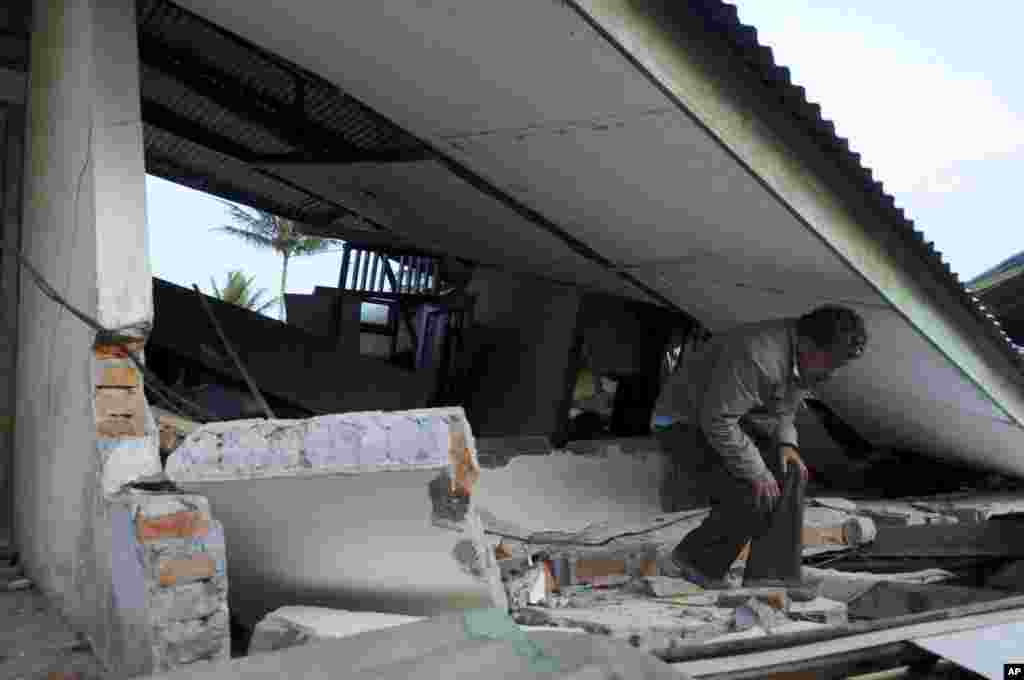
<box><xmin>214</xmin><ymin>225</ymin><xmax>277</xmax><ymax>250</ymax></box>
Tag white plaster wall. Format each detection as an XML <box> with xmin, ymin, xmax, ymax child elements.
<box><xmin>182</xmin><ymin>471</ymin><xmax>502</xmax><ymax>632</ymax></box>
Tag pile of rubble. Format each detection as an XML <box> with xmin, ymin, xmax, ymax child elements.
<box><xmin>489</xmin><ymin>493</ymin><xmax>1024</xmax><ymax>659</ymax></box>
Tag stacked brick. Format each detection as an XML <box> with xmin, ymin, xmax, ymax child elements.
<box><xmin>131</xmin><ymin>493</ymin><xmax>230</xmax><ymax>671</ymax></box>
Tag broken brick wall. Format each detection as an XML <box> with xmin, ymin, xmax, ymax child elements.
<box><xmin>121</xmin><ymin>492</ymin><xmax>230</xmax><ymax>671</ymax></box>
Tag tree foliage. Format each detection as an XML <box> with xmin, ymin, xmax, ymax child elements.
<box><xmin>214</xmin><ymin>202</ymin><xmax>341</xmax><ymax>321</ymax></box>
<box><xmin>208</xmin><ymin>270</ymin><xmax>279</xmax><ymax>315</ymax></box>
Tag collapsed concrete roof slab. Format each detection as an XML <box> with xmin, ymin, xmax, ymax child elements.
<box><xmin>164</xmin><ymin>0</ymin><xmax>1024</xmax><ymax>475</ymax></box>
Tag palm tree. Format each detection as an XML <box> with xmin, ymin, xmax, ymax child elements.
<box><xmin>214</xmin><ymin>202</ymin><xmax>341</xmax><ymax>321</ymax></box>
<box><xmin>208</xmin><ymin>270</ymin><xmax>279</xmax><ymax>315</ymax></box>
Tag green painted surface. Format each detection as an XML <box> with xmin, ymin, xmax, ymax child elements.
<box><xmin>462</xmin><ymin>608</ymin><xmax>562</xmax><ymax>673</ymax></box>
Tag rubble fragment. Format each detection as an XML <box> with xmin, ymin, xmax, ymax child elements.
<box><xmin>248</xmin><ymin>607</ymin><xmax>425</xmax><ymax>654</ymax></box>
<box><xmin>847</xmin><ymin>581</ymin><xmax>1008</xmax><ymax>619</ymax></box>
<box><xmin>788</xmin><ymin>597</ymin><xmax>848</xmax><ymax>625</ymax></box>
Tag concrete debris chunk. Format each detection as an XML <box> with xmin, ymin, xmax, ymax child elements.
<box><xmin>235</xmin><ymin>610</ymin><xmax>691</xmax><ymax>680</ymax></box>
<box><xmin>718</xmin><ymin>588</ymin><xmax>789</xmax><ymax>612</ymax></box>
<box><xmin>506</xmin><ymin>565</ymin><xmax>548</xmax><ymax>610</ymax></box>
<box><xmin>733</xmin><ymin>597</ymin><xmax>789</xmax><ymax>633</ymax></box>
<box><xmin>249</xmin><ymin>606</ymin><xmax>426</xmax><ymax>654</ymax></box>
<box><xmin>801</xmin><ymin>566</ymin><xmax>956</xmax><ymax>604</ymax></box>
<box><xmin>842</xmin><ymin>515</ymin><xmax>877</xmax><ymax>544</ymax></box>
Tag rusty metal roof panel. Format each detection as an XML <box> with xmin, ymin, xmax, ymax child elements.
<box><xmin>138</xmin><ymin>0</ymin><xmax>426</xmax><ymax>155</ymax></box>
<box><xmin>144</xmin><ymin>124</ymin><xmax>327</xmax><ymax>219</ymax></box>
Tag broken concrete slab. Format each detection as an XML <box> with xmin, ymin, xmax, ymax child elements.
<box><xmin>154</xmin><ymin>610</ymin><xmax>690</xmax><ymax>680</ymax></box>
<box><xmin>788</xmin><ymin>597</ymin><xmax>848</xmax><ymax>625</ymax></box>
<box><xmin>847</xmin><ymin>581</ymin><xmax>1009</xmax><ymax>620</ymax></box>
<box><xmin>168</xmin><ymin>408</ymin><xmax>507</xmax><ymax>632</ymax></box>
<box><xmin>249</xmin><ymin>607</ymin><xmax>427</xmax><ymax>654</ymax></box>
<box><xmin>524</xmin><ymin>596</ymin><xmax>737</xmax><ymax>657</ymax></box>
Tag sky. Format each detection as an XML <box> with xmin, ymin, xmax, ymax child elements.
<box><xmin>731</xmin><ymin>1</ymin><xmax>1024</xmax><ymax>281</ymax></box>
<box><xmin>146</xmin><ymin>1</ymin><xmax>1024</xmax><ymax>314</ymax></box>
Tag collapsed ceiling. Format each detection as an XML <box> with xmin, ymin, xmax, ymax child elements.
<box><xmin>125</xmin><ymin>0</ymin><xmax>1024</xmax><ymax>475</ymax></box>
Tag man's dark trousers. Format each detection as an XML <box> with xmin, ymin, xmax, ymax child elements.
<box><xmin>658</xmin><ymin>424</ymin><xmax>806</xmax><ymax>582</ymax></box>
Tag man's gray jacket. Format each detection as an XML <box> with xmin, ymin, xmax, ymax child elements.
<box><xmin>653</xmin><ymin>319</ymin><xmax>809</xmax><ymax>482</ymax></box>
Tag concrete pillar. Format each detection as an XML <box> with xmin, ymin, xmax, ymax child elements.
<box><xmin>16</xmin><ymin>0</ymin><xmax>160</xmax><ymax>675</ymax></box>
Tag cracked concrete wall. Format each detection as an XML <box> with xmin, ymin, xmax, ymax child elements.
<box><xmin>167</xmin><ymin>408</ymin><xmax>507</xmax><ymax>634</ymax></box>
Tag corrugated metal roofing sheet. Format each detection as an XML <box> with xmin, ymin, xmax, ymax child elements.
<box><xmin>682</xmin><ymin>0</ymin><xmax>1024</xmax><ymax>365</ymax></box>
<box><xmin>137</xmin><ymin>0</ymin><xmax>429</xmax><ymax>231</ymax></box>
<box><xmin>138</xmin><ymin>0</ymin><xmax>425</xmax><ymax>154</ymax></box>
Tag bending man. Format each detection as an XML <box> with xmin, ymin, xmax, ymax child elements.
<box><xmin>652</xmin><ymin>305</ymin><xmax>868</xmax><ymax>586</ymax></box>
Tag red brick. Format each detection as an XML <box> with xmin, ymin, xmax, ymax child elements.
<box><xmin>137</xmin><ymin>511</ymin><xmax>210</xmax><ymax>542</ymax></box>
<box><xmin>94</xmin><ymin>340</ymin><xmax>145</xmax><ymax>359</ymax></box>
<box><xmin>99</xmin><ymin>366</ymin><xmax>140</xmax><ymax>388</ymax></box>
<box><xmin>159</xmin><ymin>555</ymin><xmax>216</xmax><ymax>586</ymax></box>
<box><xmin>95</xmin><ymin>386</ymin><xmax>146</xmax><ymax>438</ymax></box>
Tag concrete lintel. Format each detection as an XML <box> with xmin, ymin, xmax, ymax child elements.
<box><xmin>573</xmin><ymin>0</ymin><xmax>1024</xmax><ymax>428</ymax></box>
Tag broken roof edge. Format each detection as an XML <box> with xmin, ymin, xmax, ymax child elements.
<box><xmin>569</xmin><ymin>0</ymin><xmax>1024</xmax><ymax>429</ymax></box>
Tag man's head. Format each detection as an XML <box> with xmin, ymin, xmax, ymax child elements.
<box><xmin>795</xmin><ymin>305</ymin><xmax>868</xmax><ymax>387</ymax></box>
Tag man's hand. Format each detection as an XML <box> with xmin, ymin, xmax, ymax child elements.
<box><xmin>751</xmin><ymin>474</ymin><xmax>781</xmax><ymax>514</ymax></box>
<box><xmin>781</xmin><ymin>445</ymin><xmax>809</xmax><ymax>482</ymax></box>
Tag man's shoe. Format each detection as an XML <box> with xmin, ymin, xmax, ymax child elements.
<box><xmin>656</xmin><ymin>553</ymin><xmax>725</xmax><ymax>589</ymax></box>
